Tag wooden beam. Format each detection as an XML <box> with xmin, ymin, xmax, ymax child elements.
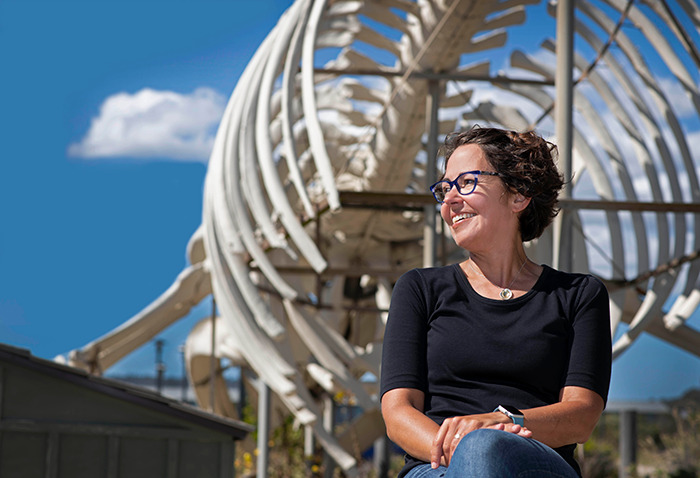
<box><xmin>335</xmin><ymin>191</ymin><xmax>700</xmax><ymax>213</ymax></box>
<box><xmin>313</xmin><ymin>67</ymin><xmax>555</xmax><ymax>86</ymax></box>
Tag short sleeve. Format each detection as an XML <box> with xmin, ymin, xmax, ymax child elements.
<box><xmin>380</xmin><ymin>269</ymin><xmax>430</xmax><ymax>400</ymax></box>
<box><xmin>565</xmin><ymin>275</ymin><xmax>612</xmax><ymax>405</ymax></box>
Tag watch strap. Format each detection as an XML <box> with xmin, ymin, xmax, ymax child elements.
<box><xmin>494</xmin><ymin>405</ymin><xmax>525</xmax><ymax>426</ymax></box>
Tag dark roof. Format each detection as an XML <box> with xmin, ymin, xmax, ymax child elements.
<box><xmin>0</xmin><ymin>343</ymin><xmax>253</xmax><ymax>440</ymax></box>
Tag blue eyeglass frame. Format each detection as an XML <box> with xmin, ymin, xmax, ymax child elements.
<box><xmin>429</xmin><ymin>170</ymin><xmax>500</xmax><ymax>203</ymax></box>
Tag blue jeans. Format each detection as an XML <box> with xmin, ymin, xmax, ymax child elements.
<box><xmin>403</xmin><ymin>429</ymin><xmax>580</xmax><ymax>478</ymax></box>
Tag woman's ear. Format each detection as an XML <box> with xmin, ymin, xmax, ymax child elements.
<box><xmin>512</xmin><ymin>193</ymin><xmax>531</xmax><ymax>213</ymax></box>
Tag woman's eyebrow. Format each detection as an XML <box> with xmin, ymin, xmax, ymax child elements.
<box><xmin>440</xmin><ymin>170</ymin><xmax>468</xmax><ymax>181</ymax></box>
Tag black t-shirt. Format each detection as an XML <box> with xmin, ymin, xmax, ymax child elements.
<box><xmin>380</xmin><ymin>264</ymin><xmax>612</xmax><ymax>477</ymax></box>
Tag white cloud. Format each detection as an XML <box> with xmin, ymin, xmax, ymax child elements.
<box><xmin>68</xmin><ymin>87</ymin><xmax>226</xmax><ymax>162</ymax></box>
<box><xmin>657</xmin><ymin>76</ymin><xmax>697</xmax><ymax>119</ymax></box>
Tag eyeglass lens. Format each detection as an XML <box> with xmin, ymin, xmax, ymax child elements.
<box><xmin>432</xmin><ymin>172</ymin><xmax>478</xmax><ymax>202</ymax></box>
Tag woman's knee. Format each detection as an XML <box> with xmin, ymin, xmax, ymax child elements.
<box><xmin>447</xmin><ymin>429</ymin><xmax>528</xmax><ymax>476</ymax></box>
<box><xmin>448</xmin><ymin>429</ymin><xmax>578</xmax><ymax>478</ymax></box>
<box><xmin>455</xmin><ymin>428</ymin><xmax>515</xmax><ymax>456</ymax></box>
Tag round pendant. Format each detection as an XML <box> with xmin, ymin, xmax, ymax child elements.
<box><xmin>499</xmin><ymin>288</ymin><xmax>513</xmax><ymax>300</ymax></box>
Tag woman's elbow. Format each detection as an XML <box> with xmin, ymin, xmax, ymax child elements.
<box><xmin>561</xmin><ymin>388</ymin><xmax>606</xmax><ymax>444</ymax></box>
<box><xmin>574</xmin><ymin>410</ymin><xmax>604</xmax><ymax>444</ymax></box>
<box><xmin>575</xmin><ymin>427</ymin><xmax>594</xmax><ymax>444</ymax></box>
<box><xmin>380</xmin><ymin>402</ymin><xmax>398</xmax><ymax>442</ymax></box>
<box><xmin>384</xmin><ymin>423</ymin><xmax>399</xmax><ymax>444</ymax></box>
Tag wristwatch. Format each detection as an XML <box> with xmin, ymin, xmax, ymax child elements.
<box><xmin>494</xmin><ymin>405</ymin><xmax>525</xmax><ymax>426</ymax></box>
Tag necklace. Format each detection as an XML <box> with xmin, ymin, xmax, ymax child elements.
<box><xmin>467</xmin><ymin>258</ymin><xmax>528</xmax><ymax>300</ymax></box>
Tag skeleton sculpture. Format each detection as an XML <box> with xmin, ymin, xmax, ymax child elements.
<box><xmin>67</xmin><ymin>0</ymin><xmax>700</xmax><ymax>474</ymax></box>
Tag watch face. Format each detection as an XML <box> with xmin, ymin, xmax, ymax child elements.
<box><xmin>501</xmin><ymin>405</ymin><xmax>523</xmax><ymax>416</ymax></box>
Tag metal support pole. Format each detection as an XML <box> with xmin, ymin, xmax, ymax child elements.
<box><xmin>424</xmin><ymin>78</ymin><xmax>440</xmax><ymax>267</ymax></box>
<box><xmin>155</xmin><ymin>339</ymin><xmax>165</xmax><ymax>394</ymax></box>
<box><xmin>322</xmin><ymin>394</ymin><xmax>336</xmax><ymax>478</ymax></box>
<box><xmin>237</xmin><ymin>367</ymin><xmax>246</xmax><ymax>420</ymax></box>
<box><xmin>257</xmin><ymin>381</ymin><xmax>271</xmax><ymax>478</ymax></box>
<box><xmin>554</xmin><ymin>0</ymin><xmax>574</xmax><ymax>271</ymax></box>
<box><xmin>315</xmin><ymin>204</ymin><xmax>323</xmax><ymax>305</ymax></box>
<box><xmin>373</xmin><ymin>434</ymin><xmax>390</xmax><ymax>478</ymax></box>
<box><xmin>304</xmin><ymin>425</ymin><xmax>318</xmax><ymax>476</ymax></box>
<box><xmin>209</xmin><ymin>299</ymin><xmax>217</xmax><ymax>412</ymax></box>
<box><xmin>619</xmin><ymin>410</ymin><xmax>637</xmax><ymax>478</ymax></box>
<box><xmin>179</xmin><ymin>344</ymin><xmax>187</xmax><ymax>402</ymax></box>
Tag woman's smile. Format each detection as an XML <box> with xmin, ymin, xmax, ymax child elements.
<box><xmin>451</xmin><ymin>212</ymin><xmax>475</xmax><ymax>225</ymax></box>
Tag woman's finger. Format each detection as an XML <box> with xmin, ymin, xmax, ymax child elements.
<box><xmin>487</xmin><ymin>422</ymin><xmax>533</xmax><ymax>438</ymax></box>
<box><xmin>444</xmin><ymin>429</ymin><xmax>464</xmax><ymax>466</ymax></box>
<box><xmin>430</xmin><ymin>421</ymin><xmax>450</xmax><ymax>469</ymax></box>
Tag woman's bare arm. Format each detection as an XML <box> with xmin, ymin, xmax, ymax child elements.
<box><xmin>382</xmin><ymin>388</ymin><xmax>532</xmax><ymax>468</ymax></box>
<box><xmin>383</xmin><ymin>385</ymin><xmax>603</xmax><ymax>470</ymax></box>
<box><xmin>520</xmin><ymin>385</ymin><xmax>605</xmax><ymax>447</ymax></box>
<box><xmin>428</xmin><ymin>385</ymin><xmax>604</xmax><ymax>464</ymax></box>
<box><xmin>381</xmin><ymin>388</ymin><xmax>441</xmax><ymax>463</ymax></box>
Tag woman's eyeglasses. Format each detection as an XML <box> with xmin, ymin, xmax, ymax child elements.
<box><xmin>430</xmin><ymin>170</ymin><xmax>500</xmax><ymax>203</ymax></box>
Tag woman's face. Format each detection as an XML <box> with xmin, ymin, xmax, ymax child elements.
<box><xmin>439</xmin><ymin>143</ymin><xmax>520</xmax><ymax>252</ymax></box>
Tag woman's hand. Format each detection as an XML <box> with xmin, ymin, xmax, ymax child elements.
<box><xmin>430</xmin><ymin>412</ymin><xmax>533</xmax><ymax>468</ymax></box>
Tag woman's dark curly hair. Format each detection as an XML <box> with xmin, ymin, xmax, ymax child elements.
<box><xmin>441</xmin><ymin>125</ymin><xmax>565</xmax><ymax>242</ymax></box>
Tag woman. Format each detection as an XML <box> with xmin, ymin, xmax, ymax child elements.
<box><xmin>380</xmin><ymin>126</ymin><xmax>611</xmax><ymax>477</ymax></box>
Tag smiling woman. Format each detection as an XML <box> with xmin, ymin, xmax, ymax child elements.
<box><xmin>439</xmin><ymin>128</ymin><xmax>564</xmax><ymax>244</ymax></box>
<box><xmin>380</xmin><ymin>126</ymin><xmax>612</xmax><ymax>478</ymax></box>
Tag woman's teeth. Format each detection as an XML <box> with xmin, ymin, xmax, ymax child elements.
<box><xmin>452</xmin><ymin>213</ymin><xmax>475</xmax><ymax>224</ymax></box>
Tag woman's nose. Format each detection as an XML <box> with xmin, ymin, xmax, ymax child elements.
<box><xmin>443</xmin><ymin>183</ymin><xmax>461</xmax><ymax>203</ymax></box>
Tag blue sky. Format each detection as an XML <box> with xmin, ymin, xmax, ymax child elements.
<box><xmin>1</xmin><ymin>0</ymin><xmax>698</xmax><ymax>402</ymax></box>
